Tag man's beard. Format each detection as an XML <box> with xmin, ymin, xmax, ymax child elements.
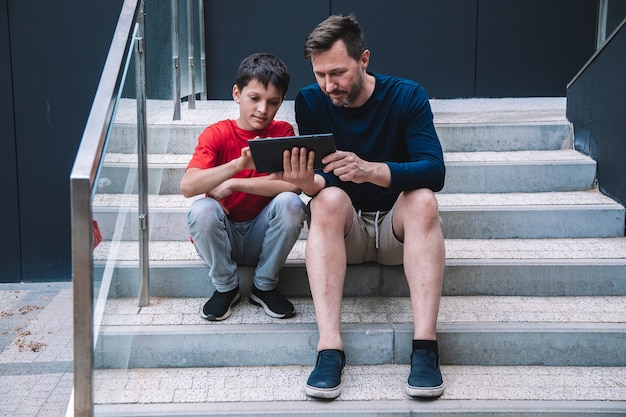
<box><xmin>328</xmin><ymin>73</ymin><xmax>363</xmax><ymax>107</ymax></box>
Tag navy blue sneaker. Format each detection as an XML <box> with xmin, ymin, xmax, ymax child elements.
<box><xmin>199</xmin><ymin>287</ymin><xmax>240</xmax><ymax>321</ymax></box>
<box><xmin>406</xmin><ymin>349</ymin><xmax>445</xmax><ymax>397</ymax></box>
<box><xmin>304</xmin><ymin>349</ymin><xmax>346</xmax><ymax>399</ymax></box>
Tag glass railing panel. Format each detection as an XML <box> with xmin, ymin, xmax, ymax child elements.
<box><xmin>70</xmin><ymin>1</ymin><xmax>141</xmax><ymax>415</ymax></box>
<box><xmin>597</xmin><ymin>0</ymin><xmax>626</xmax><ymax>48</ymax></box>
<box><xmin>72</xmin><ymin>0</ymin><xmax>209</xmax><ymax>413</ymax></box>
<box><xmin>176</xmin><ymin>0</ymin><xmax>205</xmax><ymax>102</ymax></box>
<box><xmin>91</xmin><ymin>24</ymin><xmax>144</xmax><ymax>416</ymax></box>
<box><xmin>134</xmin><ymin>0</ymin><xmax>205</xmax><ymax>104</ymax></box>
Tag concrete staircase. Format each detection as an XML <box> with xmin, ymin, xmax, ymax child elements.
<box><xmin>92</xmin><ymin>98</ymin><xmax>626</xmax><ymax>416</ymax></box>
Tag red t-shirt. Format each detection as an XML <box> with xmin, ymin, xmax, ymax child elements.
<box><xmin>186</xmin><ymin>119</ymin><xmax>294</xmax><ymax>222</ymax></box>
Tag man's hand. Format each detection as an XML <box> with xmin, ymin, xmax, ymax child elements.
<box><xmin>322</xmin><ymin>150</ymin><xmax>391</xmax><ymax>188</ymax></box>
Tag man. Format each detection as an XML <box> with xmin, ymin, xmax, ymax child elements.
<box><xmin>281</xmin><ymin>15</ymin><xmax>446</xmax><ymax>399</ymax></box>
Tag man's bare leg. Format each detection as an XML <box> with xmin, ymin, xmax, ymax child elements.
<box><xmin>305</xmin><ymin>187</ymin><xmax>354</xmax><ymax>351</ymax></box>
<box><xmin>392</xmin><ymin>188</ymin><xmax>445</xmax><ymax>339</ymax></box>
<box><xmin>393</xmin><ymin>188</ymin><xmax>446</xmax><ymax>397</ymax></box>
<box><xmin>304</xmin><ymin>187</ymin><xmax>354</xmax><ymax>399</ymax></box>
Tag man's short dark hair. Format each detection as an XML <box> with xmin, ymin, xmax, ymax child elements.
<box><xmin>304</xmin><ymin>15</ymin><xmax>367</xmax><ymax>62</ymax></box>
<box><xmin>236</xmin><ymin>53</ymin><xmax>290</xmax><ymax>97</ymax></box>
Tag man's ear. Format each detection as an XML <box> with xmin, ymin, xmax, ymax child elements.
<box><xmin>232</xmin><ymin>84</ymin><xmax>241</xmax><ymax>103</ymax></box>
<box><xmin>360</xmin><ymin>49</ymin><xmax>370</xmax><ymax>70</ymax></box>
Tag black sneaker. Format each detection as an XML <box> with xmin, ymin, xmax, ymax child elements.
<box><xmin>199</xmin><ymin>287</ymin><xmax>240</xmax><ymax>321</ymax></box>
<box><xmin>406</xmin><ymin>349</ymin><xmax>445</xmax><ymax>397</ymax></box>
<box><xmin>304</xmin><ymin>349</ymin><xmax>346</xmax><ymax>399</ymax></box>
<box><xmin>249</xmin><ymin>285</ymin><xmax>295</xmax><ymax>319</ymax></box>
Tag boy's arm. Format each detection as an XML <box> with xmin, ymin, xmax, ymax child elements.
<box><xmin>218</xmin><ymin>176</ymin><xmax>300</xmax><ymax>198</ymax></box>
<box><xmin>180</xmin><ymin>147</ymin><xmax>254</xmax><ymax>198</ymax></box>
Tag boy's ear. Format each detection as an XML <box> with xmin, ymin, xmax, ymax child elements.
<box><xmin>232</xmin><ymin>84</ymin><xmax>241</xmax><ymax>103</ymax></box>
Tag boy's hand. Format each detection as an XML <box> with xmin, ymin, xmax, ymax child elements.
<box><xmin>236</xmin><ymin>146</ymin><xmax>256</xmax><ymax>171</ymax></box>
<box><xmin>278</xmin><ymin>147</ymin><xmax>317</xmax><ymax>192</ymax></box>
<box><xmin>208</xmin><ymin>181</ymin><xmax>232</xmax><ymax>215</ymax></box>
<box><xmin>209</xmin><ymin>180</ymin><xmax>233</xmax><ymax>201</ymax></box>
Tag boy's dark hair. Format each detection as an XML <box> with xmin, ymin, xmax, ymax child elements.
<box><xmin>236</xmin><ymin>53</ymin><xmax>290</xmax><ymax>97</ymax></box>
<box><xmin>304</xmin><ymin>15</ymin><xmax>366</xmax><ymax>62</ymax></box>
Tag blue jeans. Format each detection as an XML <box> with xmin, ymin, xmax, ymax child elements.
<box><xmin>187</xmin><ymin>192</ymin><xmax>306</xmax><ymax>292</ymax></box>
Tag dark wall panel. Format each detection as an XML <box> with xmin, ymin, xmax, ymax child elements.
<box><xmin>204</xmin><ymin>0</ymin><xmax>330</xmax><ymax>100</ymax></box>
<box><xmin>332</xmin><ymin>0</ymin><xmax>478</xmax><ymax>98</ymax></box>
<box><xmin>589</xmin><ymin>27</ymin><xmax>626</xmax><ymax>206</ymax></box>
<box><xmin>8</xmin><ymin>0</ymin><xmax>122</xmax><ymax>281</ymax></box>
<box><xmin>568</xmin><ymin>21</ymin><xmax>626</xmax><ymax>208</ymax></box>
<box><xmin>0</xmin><ymin>0</ymin><xmax>20</xmax><ymax>283</ymax></box>
<box><xmin>476</xmin><ymin>0</ymin><xmax>597</xmax><ymax>97</ymax></box>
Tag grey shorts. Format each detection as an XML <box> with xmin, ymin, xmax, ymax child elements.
<box><xmin>344</xmin><ymin>208</ymin><xmax>403</xmax><ymax>265</ymax></box>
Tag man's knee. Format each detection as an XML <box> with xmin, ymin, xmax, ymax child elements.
<box><xmin>311</xmin><ymin>187</ymin><xmax>351</xmax><ymax>213</ymax></box>
<box><xmin>309</xmin><ymin>187</ymin><xmax>353</xmax><ymax>230</ymax></box>
<box><xmin>405</xmin><ymin>189</ymin><xmax>439</xmax><ymax>213</ymax></box>
<box><xmin>397</xmin><ymin>189</ymin><xmax>441</xmax><ymax>230</ymax></box>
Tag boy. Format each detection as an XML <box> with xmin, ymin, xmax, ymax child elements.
<box><xmin>180</xmin><ymin>53</ymin><xmax>306</xmax><ymax>321</ymax></box>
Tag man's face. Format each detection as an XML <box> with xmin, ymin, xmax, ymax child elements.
<box><xmin>233</xmin><ymin>79</ymin><xmax>283</xmax><ymax>131</ymax></box>
<box><xmin>311</xmin><ymin>40</ymin><xmax>368</xmax><ymax>108</ymax></box>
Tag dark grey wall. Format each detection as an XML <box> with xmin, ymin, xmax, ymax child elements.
<box><xmin>204</xmin><ymin>0</ymin><xmax>597</xmax><ymax>100</ymax></box>
<box><xmin>1</xmin><ymin>0</ymin><xmax>20</xmax><ymax>283</ymax></box>
<box><xmin>475</xmin><ymin>0</ymin><xmax>597</xmax><ymax>97</ymax></box>
<box><xmin>567</xmin><ymin>21</ymin><xmax>626</xmax><ymax>209</ymax></box>
<box><xmin>1</xmin><ymin>0</ymin><xmax>123</xmax><ymax>282</ymax></box>
<box><xmin>204</xmin><ymin>0</ymin><xmax>329</xmax><ymax>101</ymax></box>
<box><xmin>0</xmin><ymin>0</ymin><xmax>604</xmax><ymax>282</ymax></box>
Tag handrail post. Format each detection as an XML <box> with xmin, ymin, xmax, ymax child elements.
<box><xmin>136</xmin><ymin>0</ymin><xmax>150</xmax><ymax>307</ymax></box>
<box><xmin>198</xmin><ymin>0</ymin><xmax>206</xmax><ymax>100</ymax></box>
<box><xmin>171</xmin><ymin>0</ymin><xmax>181</xmax><ymax>120</ymax></box>
<box><xmin>597</xmin><ymin>0</ymin><xmax>608</xmax><ymax>49</ymax></box>
<box><xmin>71</xmin><ymin>179</ymin><xmax>94</xmax><ymax>417</ymax></box>
<box><xmin>186</xmin><ymin>0</ymin><xmax>196</xmax><ymax>109</ymax></box>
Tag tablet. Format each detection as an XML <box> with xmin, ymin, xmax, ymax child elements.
<box><xmin>248</xmin><ymin>133</ymin><xmax>335</xmax><ymax>173</ymax></box>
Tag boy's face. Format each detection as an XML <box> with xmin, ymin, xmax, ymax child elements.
<box><xmin>233</xmin><ymin>79</ymin><xmax>284</xmax><ymax>131</ymax></box>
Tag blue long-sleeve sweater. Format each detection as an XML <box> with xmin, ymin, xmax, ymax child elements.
<box><xmin>295</xmin><ymin>72</ymin><xmax>446</xmax><ymax>212</ymax></box>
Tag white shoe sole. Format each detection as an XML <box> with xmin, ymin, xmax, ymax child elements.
<box><xmin>199</xmin><ymin>292</ymin><xmax>241</xmax><ymax>321</ymax></box>
<box><xmin>249</xmin><ymin>293</ymin><xmax>295</xmax><ymax>319</ymax></box>
<box><xmin>405</xmin><ymin>382</ymin><xmax>445</xmax><ymax>398</ymax></box>
<box><xmin>304</xmin><ymin>382</ymin><xmax>342</xmax><ymax>399</ymax></box>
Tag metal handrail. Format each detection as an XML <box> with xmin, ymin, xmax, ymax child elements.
<box><xmin>135</xmin><ymin>1</ymin><xmax>150</xmax><ymax>308</ymax></box>
<box><xmin>186</xmin><ymin>0</ymin><xmax>196</xmax><ymax>109</ymax></box>
<box><xmin>569</xmin><ymin>13</ymin><xmax>626</xmax><ymax>89</ymax></box>
<box><xmin>171</xmin><ymin>0</ymin><xmax>205</xmax><ymax>119</ymax></box>
<box><xmin>70</xmin><ymin>0</ymin><xmax>207</xmax><ymax>412</ymax></box>
<box><xmin>69</xmin><ymin>0</ymin><xmax>140</xmax><ymax>415</ymax></box>
<box><xmin>171</xmin><ymin>0</ymin><xmax>181</xmax><ymax>120</ymax></box>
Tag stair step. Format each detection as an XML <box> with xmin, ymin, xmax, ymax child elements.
<box><xmin>442</xmin><ymin>149</ymin><xmax>595</xmax><ymax>193</ymax></box>
<box><xmin>437</xmin><ymin>190</ymin><xmax>625</xmax><ymax>238</ymax></box>
<box><xmin>94</xmin><ymin>295</ymin><xmax>626</xmax><ymax>368</ymax></box>
<box><xmin>98</xmin><ymin>149</ymin><xmax>596</xmax><ymax>194</ymax></box>
<box><xmin>92</xmin><ymin>190</ymin><xmax>625</xmax><ymax>241</ymax></box>
<box><xmin>96</xmin><ymin>237</ymin><xmax>626</xmax><ymax>298</ymax></box>
<box><xmin>92</xmin><ymin>365</ymin><xmax>626</xmax><ymax>416</ymax></box>
<box><xmin>91</xmin><ymin>98</ymin><xmax>626</xmax><ymax>415</ymax></box>
<box><xmin>108</xmin><ymin>98</ymin><xmax>571</xmax><ymax>155</ymax></box>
